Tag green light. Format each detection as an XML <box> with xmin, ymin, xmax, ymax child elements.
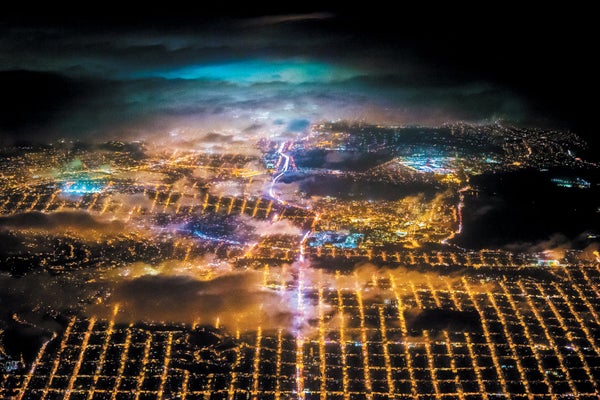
<box><xmin>135</xmin><ymin>59</ymin><xmax>357</xmax><ymax>84</ymax></box>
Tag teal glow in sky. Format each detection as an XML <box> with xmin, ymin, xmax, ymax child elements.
<box><xmin>134</xmin><ymin>59</ymin><xmax>358</xmax><ymax>84</ymax></box>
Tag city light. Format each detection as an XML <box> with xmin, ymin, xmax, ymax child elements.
<box><xmin>0</xmin><ymin>122</ymin><xmax>598</xmax><ymax>400</ymax></box>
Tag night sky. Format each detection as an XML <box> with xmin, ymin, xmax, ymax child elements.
<box><xmin>1</xmin><ymin>7</ymin><xmax>596</xmax><ymax>148</ymax></box>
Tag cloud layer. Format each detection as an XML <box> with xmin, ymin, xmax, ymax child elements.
<box><xmin>0</xmin><ymin>211</ymin><xmax>124</xmax><ymax>233</ymax></box>
<box><xmin>0</xmin><ymin>16</ymin><xmax>536</xmax><ymax>142</ymax></box>
<box><xmin>103</xmin><ymin>272</ymin><xmax>294</xmax><ymax>330</ymax></box>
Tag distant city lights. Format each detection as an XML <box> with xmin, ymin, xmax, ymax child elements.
<box><xmin>61</xmin><ymin>180</ymin><xmax>104</xmax><ymax>194</ymax></box>
<box><xmin>397</xmin><ymin>156</ymin><xmax>456</xmax><ymax>174</ymax></box>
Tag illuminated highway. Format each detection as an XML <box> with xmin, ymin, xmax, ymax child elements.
<box><xmin>269</xmin><ymin>142</ymin><xmax>290</xmax><ymax>204</ymax></box>
<box><xmin>269</xmin><ymin>142</ymin><xmax>314</xmax><ymax>399</ymax></box>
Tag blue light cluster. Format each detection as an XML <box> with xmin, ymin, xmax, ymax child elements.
<box><xmin>61</xmin><ymin>180</ymin><xmax>104</xmax><ymax>194</ymax></box>
<box><xmin>551</xmin><ymin>177</ymin><xmax>591</xmax><ymax>189</ymax></box>
<box><xmin>536</xmin><ymin>258</ymin><xmax>560</xmax><ymax>267</ymax></box>
<box><xmin>309</xmin><ymin>231</ymin><xmax>364</xmax><ymax>249</ymax></box>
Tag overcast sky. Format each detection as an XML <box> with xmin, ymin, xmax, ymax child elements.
<box><xmin>0</xmin><ymin>9</ymin><xmax>596</xmax><ymax>144</ymax></box>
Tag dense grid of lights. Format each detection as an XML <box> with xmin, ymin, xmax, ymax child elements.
<box><xmin>3</xmin><ymin>264</ymin><xmax>600</xmax><ymax>400</ymax></box>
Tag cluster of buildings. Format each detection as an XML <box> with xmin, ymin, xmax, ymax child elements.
<box><xmin>0</xmin><ymin>122</ymin><xmax>598</xmax><ymax>398</ymax></box>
